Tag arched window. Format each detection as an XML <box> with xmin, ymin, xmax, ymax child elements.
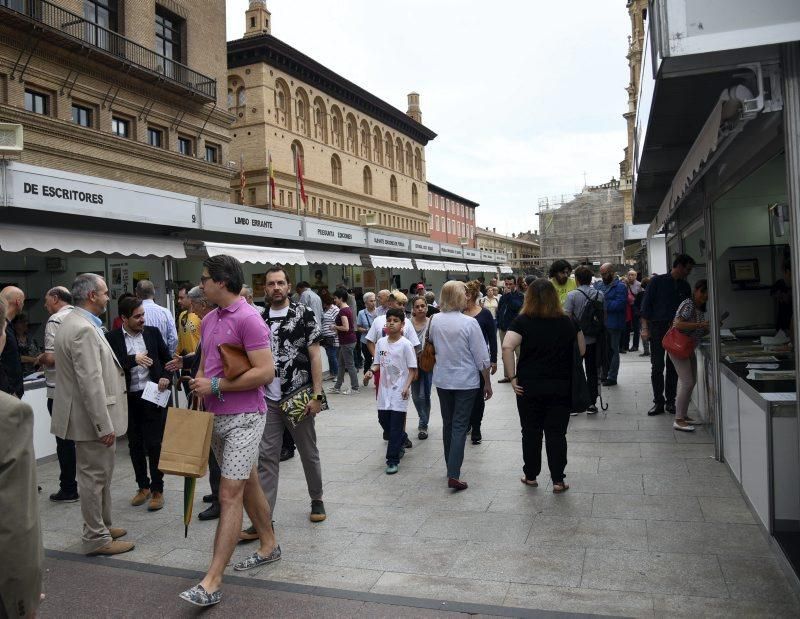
<box><xmin>395</xmin><ymin>139</ymin><xmax>404</xmax><ymax>173</ymax></box>
<box><xmin>275</xmin><ymin>79</ymin><xmax>290</xmax><ymax>129</ymax></box>
<box><xmin>360</xmin><ymin>120</ymin><xmax>371</xmax><ymax>160</ymax></box>
<box><xmin>363</xmin><ymin>166</ymin><xmax>372</xmax><ymax>195</ymax></box>
<box><xmin>331</xmin><ymin>154</ymin><xmax>342</xmax><ymax>185</ymax></box>
<box><xmin>227</xmin><ymin>89</ymin><xmax>234</xmax><ymax>111</ymax></box>
<box><xmin>345</xmin><ymin>113</ymin><xmax>358</xmax><ymax>155</ymax></box>
<box><xmin>291</xmin><ymin>140</ymin><xmax>304</xmax><ymax>170</ymax></box>
<box><xmin>295</xmin><ymin>88</ymin><xmax>310</xmax><ymax>136</ymax></box>
<box><xmin>373</xmin><ymin>126</ymin><xmax>383</xmax><ymax>165</ymax></box>
<box><xmin>330</xmin><ymin>106</ymin><xmax>343</xmax><ymax>148</ymax></box>
<box><xmin>411</xmin><ymin>183</ymin><xmax>418</xmax><ymax>207</ymax></box>
<box><xmin>405</xmin><ymin>142</ymin><xmax>413</xmax><ymax>175</ymax></box>
<box><xmin>390</xmin><ymin>175</ymin><xmax>398</xmax><ymax>202</ymax></box>
<box><xmin>414</xmin><ymin>147</ymin><xmax>423</xmax><ymax>180</ymax></box>
<box><xmin>385</xmin><ymin>132</ymin><xmax>394</xmax><ymax>168</ymax></box>
<box><xmin>237</xmin><ymin>87</ymin><xmax>246</xmax><ymax>107</ymax></box>
<box><xmin>313</xmin><ymin>97</ymin><xmax>327</xmax><ymax>143</ymax></box>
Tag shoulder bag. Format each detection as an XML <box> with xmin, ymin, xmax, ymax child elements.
<box><xmin>418</xmin><ymin>317</ymin><xmax>436</xmax><ymax>373</ymax></box>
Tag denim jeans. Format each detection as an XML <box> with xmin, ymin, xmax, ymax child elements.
<box><xmin>324</xmin><ymin>343</ymin><xmax>338</xmax><ymax>376</ymax></box>
<box><xmin>605</xmin><ymin>328</ymin><xmax>622</xmax><ymax>381</ymax></box>
<box><xmin>437</xmin><ymin>387</ymin><xmax>479</xmax><ymax>479</ymax></box>
<box><xmin>468</xmin><ymin>372</ymin><xmax>486</xmax><ymax>436</ymax></box>
<box><xmin>47</xmin><ymin>398</ymin><xmax>78</xmax><ymax>494</ymax></box>
<box><xmin>378</xmin><ymin>410</ymin><xmax>408</xmax><ymax>465</ymax></box>
<box><xmin>411</xmin><ymin>369</ymin><xmax>432</xmax><ymax>429</ymax></box>
<box><xmin>335</xmin><ymin>342</ymin><xmax>358</xmax><ymax>390</ymax></box>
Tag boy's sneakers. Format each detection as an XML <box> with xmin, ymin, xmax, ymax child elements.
<box><xmin>385</xmin><ymin>464</ymin><xmax>398</xmax><ymax>474</ymax></box>
<box><xmin>327</xmin><ymin>387</ymin><xmax>341</xmax><ymax>394</ymax></box>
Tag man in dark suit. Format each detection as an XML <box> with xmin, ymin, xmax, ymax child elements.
<box><xmin>107</xmin><ymin>297</ymin><xmax>171</xmax><ymax>512</ymax></box>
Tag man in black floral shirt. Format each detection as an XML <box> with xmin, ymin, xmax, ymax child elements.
<box><xmin>243</xmin><ymin>266</ymin><xmax>327</xmax><ymax>534</ymax></box>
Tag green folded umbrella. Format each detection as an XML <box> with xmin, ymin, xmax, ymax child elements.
<box><xmin>183</xmin><ymin>477</ymin><xmax>196</xmax><ymax>538</ymax></box>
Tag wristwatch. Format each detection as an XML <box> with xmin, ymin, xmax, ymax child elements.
<box><xmin>311</xmin><ymin>393</ymin><xmax>325</xmax><ymax>401</ymax></box>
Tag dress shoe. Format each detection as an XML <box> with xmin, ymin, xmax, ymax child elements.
<box><xmin>202</xmin><ymin>494</ymin><xmax>214</xmax><ymax>504</ymax></box>
<box><xmin>49</xmin><ymin>489</ymin><xmax>79</xmax><ymax>503</ymax></box>
<box><xmin>131</xmin><ymin>488</ymin><xmax>151</xmax><ymax>506</ymax></box>
<box><xmin>198</xmin><ymin>503</ymin><xmax>220</xmax><ymax>521</ymax></box>
<box><xmin>447</xmin><ymin>478</ymin><xmax>468</xmax><ymax>491</ymax></box>
<box><xmin>665</xmin><ymin>403</ymin><xmax>676</xmax><ymax>415</ymax></box>
<box><xmin>148</xmin><ymin>491</ymin><xmax>164</xmax><ymax>511</ymax></box>
<box><xmin>108</xmin><ymin>527</ymin><xmax>127</xmax><ymax>540</ymax></box>
<box><xmin>601</xmin><ymin>379</ymin><xmax>617</xmax><ymax>386</ymax></box>
<box><xmin>640</xmin><ymin>351</ymin><xmax>650</xmax><ymax>357</ymax></box>
<box><xmin>647</xmin><ymin>404</ymin><xmax>665</xmax><ymax>416</ymax></box>
<box><xmin>280</xmin><ymin>448</ymin><xmax>295</xmax><ymax>461</ymax></box>
<box><xmin>87</xmin><ymin>540</ymin><xmax>135</xmax><ymax>556</ymax></box>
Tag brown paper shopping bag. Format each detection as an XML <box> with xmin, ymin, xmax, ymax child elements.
<box><xmin>158</xmin><ymin>400</ymin><xmax>214</xmax><ymax>478</ymax></box>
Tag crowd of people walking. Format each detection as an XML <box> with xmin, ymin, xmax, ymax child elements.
<box><xmin>0</xmin><ymin>253</ymin><xmax>704</xmax><ymax>611</ymax></box>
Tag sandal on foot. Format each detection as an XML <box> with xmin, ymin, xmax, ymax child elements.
<box><xmin>553</xmin><ymin>481</ymin><xmax>570</xmax><ymax>494</ymax></box>
<box><xmin>520</xmin><ymin>477</ymin><xmax>538</xmax><ymax>487</ymax></box>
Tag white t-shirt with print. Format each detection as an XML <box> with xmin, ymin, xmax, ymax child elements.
<box><xmin>372</xmin><ymin>336</ymin><xmax>417</xmax><ymax>413</ymax></box>
<box><xmin>365</xmin><ymin>315</ymin><xmax>420</xmax><ymax>349</ymax></box>
<box><xmin>265</xmin><ymin>305</ymin><xmax>289</xmax><ymax>401</ymax></box>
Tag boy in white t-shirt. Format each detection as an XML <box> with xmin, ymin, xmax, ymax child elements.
<box><xmin>363</xmin><ymin>308</ymin><xmax>417</xmax><ymax>474</ymax></box>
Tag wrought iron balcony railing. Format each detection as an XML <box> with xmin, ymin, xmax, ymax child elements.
<box><xmin>1</xmin><ymin>0</ymin><xmax>216</xmax><ymax>101</ymax></box>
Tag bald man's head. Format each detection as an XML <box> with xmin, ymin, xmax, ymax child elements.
<box><xmin>0</xmin><ymin>286</ymin><xmax>25</xmax><ymax>320</ymax></box>
<box><xmin>599</xmin><ymin>264</ymin><xmax>615</xmax><ymax>284</ymax></box>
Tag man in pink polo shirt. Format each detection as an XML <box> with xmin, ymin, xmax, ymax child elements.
<box><xmin>181</xmin><ymin>255</ymin><xmax>280</xmax><ymax>607</ymax></box>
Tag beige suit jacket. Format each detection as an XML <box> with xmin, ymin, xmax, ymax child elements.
<box><xmin>0</xmin><ymin>392</ymin><xmax>43</xmax><ymax>619</ymax></box>
<box><xmin>51</xmin><ymin>310</ymin><xmax>127</xmax><ymax>441</ymax></box>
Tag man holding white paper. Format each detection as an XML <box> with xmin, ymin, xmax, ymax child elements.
<box><xmin>106</xmin><ymin>297</ymin><xmax>172</xmax><ymax>512</ymax></box>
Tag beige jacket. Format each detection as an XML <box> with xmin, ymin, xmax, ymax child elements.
<box><xmin>0</xmin><ymin>392</ymin><xmax>43</xmax><ymax>618</ymax></box>
<box><xmin>51</xmin><ymin>310</ymin><xmax>127</xmax><ymax>441</ymax></box>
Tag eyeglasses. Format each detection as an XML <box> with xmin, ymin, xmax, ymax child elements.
<box><xmin>200</xmin><ymin>275</ymin><xmax>212</xmax><ymax>284</ymax></box>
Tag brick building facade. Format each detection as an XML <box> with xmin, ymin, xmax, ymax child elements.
<box><xmin>427</xmin><ymin>182</ymin><xmax>478</xmax><ymax>249</ymax></box>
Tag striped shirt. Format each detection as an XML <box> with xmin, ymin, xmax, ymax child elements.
<box><xmin>141</xmin><ymin>299</ymin><xmax>178</xmax><ymax>356</ymax></box>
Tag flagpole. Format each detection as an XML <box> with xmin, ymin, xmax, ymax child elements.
<box><xmin>293</xmin><ymin>145</ymin><xmax>301</xmax><ymax>216</ymax></box>
<box><xmin>239</xmin><ymin>153</ymin><xmax>245</xmax><ymax>205</ymax></box>
<box><xmin>267</xmin><ymin>150</ymin><xmax>272</xmax><ymax>210</ymax></box>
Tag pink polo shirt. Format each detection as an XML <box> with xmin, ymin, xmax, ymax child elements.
<box><xmin>200</xmin><ymin>297</ymin><xmax>270</xmax><ymax>415</ymax></box>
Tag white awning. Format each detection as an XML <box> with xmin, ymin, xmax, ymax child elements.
<box><xmin>499</xmin><ymin>265</ymin><xmax>513</xmax><ymax>274</ymax></box>
<box><xmin>370</xmin><ymin>255</ymin><xmax>415</xmax><ymax>270</ymax></box>
<box><xmin>468</xmin><ymin>263</ymin><xmax>498</xmax><ymax>273</ymax></box>
<box><xmin>442</xmin><ymin>261</ymin><xmax>468</xmax><ymax>272</ymax></box>
<box><xmin>203</xmin><ymin>241</ymin><xmax>307</xmax><ymax>265</ymax></box>
<box><xmin>414</xmin><ymin>259</ymin><xmax>448</xmax><ymax>272</ymax></box>
<box><xmin>0</xmin><ymin>224</ymin><xmax>186</xmax><ymax>258</ymax></box>
<box><xmin>304</xmin><ymin>249</ymin><xmax>362</xmax><ymax>266</ymax></box>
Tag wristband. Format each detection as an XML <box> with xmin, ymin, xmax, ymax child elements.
<box><xmin>211</xmin><ymin>376</ymin><xmax>224</xmax><ymax>402</ymax></box>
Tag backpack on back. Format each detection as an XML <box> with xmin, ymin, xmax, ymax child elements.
<box><xmin>577</xmin><ymin>289</ymin><xmax>604</xmax><ymax>337</ymax></box>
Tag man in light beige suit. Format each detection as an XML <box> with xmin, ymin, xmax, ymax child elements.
<box><xmin>0</xmin><ymin>295</ymin><xmax>43</xmax><ymax>618</ymax></box>
<box><xmin>52</xmin><ymin>273</ymin><xmax>133</xmax><ymax>556</ymax></box>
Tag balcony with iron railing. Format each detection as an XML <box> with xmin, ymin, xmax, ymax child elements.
<box><xmin>1</xmin><ymin>0</ymin><xmax>216</xmax><ymax>101</ymax></box>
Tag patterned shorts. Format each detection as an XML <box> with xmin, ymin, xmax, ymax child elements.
<box><xmin>210</xmin><ymin>412</ymin><xmax>266</xmax><ymax>480</ymax></box>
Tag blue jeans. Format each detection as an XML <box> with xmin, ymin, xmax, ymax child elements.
<box><xmin>378</xmin><ymin>410</ymin><xmax>408</xmax><ymax>466</ymax></box>
<box><xmin>437</xmin><ymin>387</ymin><xmax>479</xmax><ymax>479</ymax></box>
<box><xmin>605</xmin><ymin>328</ymin><xmax>622</xmax><ymax>381</ymax></box>
<box><xmin>411</xmin><ymin>369</ymin><xmax>433</xmax><ymax>429</ymax></box>
<box><xmin>324</xmin><ymin>343</ymin><xmax>338</xmax><ymax>376</ymax></box>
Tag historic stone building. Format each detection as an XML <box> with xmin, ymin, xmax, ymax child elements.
<box><xmin>537</xmin><ymin>179</ymin><xmax>625</xmax><ymax>267</ymax></box>
<box><xmin>427</xmin><ymin>182</ymin><xmax>478</xmax><ymax>249</ymax></box>
<box><xmin>474</xmin><ymin>227</ymin><xmax>541</xmax><ymax>274</ymax></box>
<box><xmin>619</xmin><ymin>0</ymin><xmax>648</xmax><ymax>224</ymax></box>
<box><xmin>227</xmin><ymin>1</ymin><xmax>436</xmax><ymax>237</ymax></box>
<box><xmin>0</xmin><ymin>0</ymin><xmax>232</xmax><ymax>200</ymax></box>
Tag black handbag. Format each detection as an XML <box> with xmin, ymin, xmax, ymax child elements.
<box><xmin>571</xmin><ymin>340</ymin><xmax>591</xmax><ymax>413</ymax></box>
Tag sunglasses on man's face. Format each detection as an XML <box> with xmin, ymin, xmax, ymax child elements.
<box><xmin>200</xmin><ymin>275</ymin><xmax>212</xmax><ymax>284</ymax></box>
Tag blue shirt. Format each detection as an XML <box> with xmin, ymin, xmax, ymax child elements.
<box><xmin>640</xmin><ymin>273</ymin><xmax>692</xmax><ymax>323</ymax></box>
<box><xmin>593</xmin><ymin>278</ymin><xmax>628</xmax><ymax>331</ymax></box>
<box><xmin>428</xmin><ymin>311</ymin><xmax>490</xmax><ymax>390</ymax></box>
<box><xmin>73</xmin><ymin>306</ymin><xmax>104</xmax><ymax>335</ymax></box>
<box><xmin>497</xmin><ymin>290</ymin><xmax>524</xmax><ymax>331</ymax></box>
<box><xmin>142</xmin><ymin>299</ymin><xmax>178</xmax><ymax>356</ymax></box>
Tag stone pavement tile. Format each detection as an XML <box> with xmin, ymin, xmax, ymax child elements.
<box><xmin>646</xmin><ymin>520</ymin><xmax>773</xmax><ymax>557</ymax></box>
<box><xmin>643</xmin><ymin>474</ymin><xmax>741</xmax><ymax>497</ymax></box>
<box><xmin>365</xmin><ymin>465</ymin><xmax>448</xmax><ymax>486</ymax></box>
<box><xmin>271</xmin><ymin>526</ymin><xmax>362</xmax><ymax>564</ymax></box>
<box><xmin>319</xmin><ymin>481</ymin><xmax>402</xmax><ymax>506</ymax></box>
<box><xmin>568</xmin><ymin>416</ymin><xmax>640</xmax><ymax>431</ymax></box>
<box><xmin>568</xmin><ymin>441</ymin><xmax>642</xmax><ymax>458</ymax></box>
<box><xmin>528</xmin><ymin>515</ymin><xmax>648</xmax><ymax>551</ymax></box>
<box><xmin>397</xmin><ymin>483</ymin><xmax>498</xmax><ymax>512</ymax></box>
<box><xmin>317</xmin><ymin>447</ymin><xmax>380</xmax><ymax>465</ymax></box>
<box><xmin>504</xmin><ymin>583</ymin><xmax>655</xmax><ymax>618</ymax></box>
<box><xmin>652</xmin><ymin>593</ymin><xmax>800</xmax><ymax>618</ymax></box>
<box><xmin>581</xmin><ymin>548</ymin><xmax>729</xmax><ymax>598</ymax></box>
<box><xmin>599</xmin><ymin>456</ymin><xmax>688</xmax><ymax>475</ymax></box>
<box><xmin>564</xmin><ymin>429</ymin><xmax>601</xmax><ymax>443</ymax></box>
<box><xmin>591</xmin><ymin>493</ymin><xmax>704</xmax><ymax>522</ymax></box>
<box><xmin>332</xmin><ymin>533</ymin><xmax>465</xmax><ymax>576</ymax></box>
<box><xmin>718</xmin><ymin>555</ymin><xmax>800</xmax><ymax>603</ymax></box>
<box><xmin>285</xmin><ymin>502</ymin><xmax>431</xmax><ymax>536</ymax></box>
<box><xmin>551</xmin><ymin>471</ymin><xmax>644</xmax><ymax>494</ymax></box>
<box><xmin>488</xmin><ymin>490</ymin><xmax>594</xmax><ymax>517</ymax></box>
<box><xmin>673</xmin><ymin>428</ymin><xmax>714</xmax><ymax>443</ymax></box>
<box><xmin>151</xmin><ymin>547</ymin><xmax>213</xmax><ymax>571</ymax></box>
<box><xmin>359</xmin><ymin>601</ymin><xmax>479</xmax><ymax>618</ymax></box>
<box><xmin>248</xmin><ymin>559</ymin><xmax>384</xmax><ymax>592</ymax></box>
<box><xmin>685</xmin><ymin>457</ymin><xmax>735</xmax><ymax>477</ymax></box>
<box><xmin>642</xmin><ymin>442</ymin><xmax>713</xmax><ymax>458</ymax></box>
<box><xmin>697</xmin><ymin>496</ymin><xmax>756</xmax><ymax>524</ymax></box>
<box><xmin>449</xmin><ymin>541</ymin><xmax>585</xmax><ymax>587</ymax></box>
<box><xmin>415</xmin><ymin>510</ymin><xmax>533</xmax><ymax>544</ymax></box>
<box><xmin>370</xmin><ymin>572</ymin><xmax>510</xmax><ymax>606</ymax></box>
<box><xmin>41</xmin><ymin>528</ymin><xmax>82</xmax><ymax>551</ymax></box>
<box><xmin>38</xmin><ymin>501</ymin><xmax>86</xmax><ymax>533</ymax></box>
<box><xmin>597</xmin><ymin>430</ymin><xmax>677</xmax><ymax>443</ymax></box>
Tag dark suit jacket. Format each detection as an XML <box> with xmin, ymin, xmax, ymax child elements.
<box><xmin>106</xmin><ymin>326</ymin><xmax>171</xmax><ymax>392</ymax></box>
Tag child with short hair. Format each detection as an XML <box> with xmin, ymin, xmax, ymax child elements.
<box><xmin>364</xmin><ymin>307</ymin><xmax>417</xmax><ymax>474</ymax></box>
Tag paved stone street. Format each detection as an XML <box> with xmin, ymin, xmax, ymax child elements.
<box><xmin>36</xmin><ymin>353</ymin><xmax>800</xmax><ymax>617</ymax></box>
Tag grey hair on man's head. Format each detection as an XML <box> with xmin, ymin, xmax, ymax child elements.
<box><xmin>240</xmin><ymin>285</ymin><xmax>253</xmax><ymax>298</ymax></box>
<box><xmin>71</xmin><ymin>273</ymin><xmax>105</xmax><ymax>305</ymax></box>
<box><xmin>47</xmin><ymin>286</ymin><xmax>73</xmax><ymax>305</ymax></box>
<box><xmin>424</xmin><ymin>291</ymin><xmax>435</xmax><ymax>303</ymax></box>
<box><xmin>187</xmin><ymin>286</ymin><xmax>205</xmax><ymax>302</ymax></box>
<box><xmin>135</xmin><ymin>279</ymin><xmax>155</xmax><ymax>299</ymax></box>
<box><xmin>362</xmin><ymin>291</ymin><xmax>375</xmax><ymax>303</ymax></box>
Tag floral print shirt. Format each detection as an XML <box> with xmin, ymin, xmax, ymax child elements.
<box><xmin>266</xmin><ymin>302</ymin><xmax>322</xmax><ymax>397</ymax></box>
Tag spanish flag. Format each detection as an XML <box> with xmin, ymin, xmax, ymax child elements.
<box><xmin>268</xmin><ymin>151</ymin><xmax>275</xmax><ymax>208</ymax></box>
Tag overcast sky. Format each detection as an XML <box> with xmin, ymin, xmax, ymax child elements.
<box><xmin>225</xmin><ymin>0</ymin><xmax>630</xmax><ymax>235</ymax></box>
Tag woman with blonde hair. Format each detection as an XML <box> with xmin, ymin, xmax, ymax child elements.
<box><xmin>502</xmin><ymin>278</ymin><xmax>585</xmax><ymax>493</ymax></box>
<box><xmin>463</xmin><ymin>280</ymin><xmax>497</xmax><ymax>444</ymax></box>
<box><xmin>427</xmin><ymin>280</ymin><xmax>492</xmax><ymax>490</ymax></box>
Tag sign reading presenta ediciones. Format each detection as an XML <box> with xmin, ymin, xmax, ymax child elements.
<box><xmin>410</xmin><ymin>239</ymin><xmax>440</xmax><ymax>255</ymax></box>
<box><xmin>367</xmin><ymin>230</ymin><xmax>409</xmax><ymax>251</ymax></box>
<box><xmin>7</xmin><ymin>162</ymin><xmax>198</xmax><ymax>228</ymax></box>
<box><xmin>303</xmin><ymin>219</ymin><xmax>367</xmax><ymax>246</ymax></box>
<box><xmin>440</xmin><ymin>243</ymin><xmax>464</xmax><ymax>258</ymax></box>
<box><xmin>200</xmin><ymin>201</ymin><xmax>302</xmax><ymax>240</ymax></box>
